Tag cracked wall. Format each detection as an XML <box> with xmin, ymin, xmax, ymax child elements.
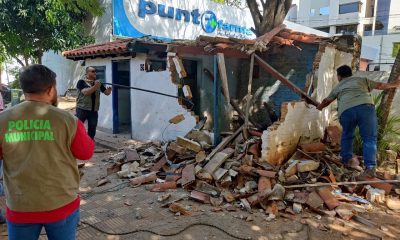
<box><xmin>261</xmin><ymin>46</ymin><xmax>354</xmax><ymax>166</ymax></box>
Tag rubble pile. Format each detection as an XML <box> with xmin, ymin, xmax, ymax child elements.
<box><xmin>103</xmin><ymin>125</ymin><xmax>400</xmax><ymax>221</ymax></box>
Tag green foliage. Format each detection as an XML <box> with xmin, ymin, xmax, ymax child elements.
<box><xmin>353</xmin><ymin>93</ymin><xmax>400</xmax><ymax>164</ymax></box>
<box><xmin>0</xmin><ymin>0</ymin><xmax>103</xmax><ymax>65</ymax></box>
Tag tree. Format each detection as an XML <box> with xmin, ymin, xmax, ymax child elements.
<box><xmin>378</xmin><ymin>51</ymin><xmax>400</xmax><ymax>141</ymax></box>
<box><xmin>0</xmin><ymin>0</ymin><xmax>103</xmax><ymax>66</ymax></box>
<box><xmin>223</xmin><ymin>0</ymin><xmax>293</xmax><ymax>36</ymax></box>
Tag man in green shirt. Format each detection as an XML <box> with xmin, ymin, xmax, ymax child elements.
<box><xmin>317</xmin><ymin>65</ymin><xmax>400</xmax><ymax>177</ymax></box>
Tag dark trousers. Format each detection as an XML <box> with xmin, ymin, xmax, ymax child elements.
<box><xmin>76</xmin><ymin>108</ymin><xmax>98</xmax><ymax>139</ymax></box>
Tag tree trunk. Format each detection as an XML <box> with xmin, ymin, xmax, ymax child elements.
<box><xmin>246</xmin><ymin>0</ymin><xmax>293</xmax><ymax>36</ymax></box>
<box><xmin>378</xmin><ymin>50</ymin><xmax>400</xmax><ymax>140</ymax></box>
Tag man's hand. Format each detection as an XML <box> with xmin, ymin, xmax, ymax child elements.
<box><xmin>104</xmin><ymin>86</ymin><xmax>112</xmax><ymax>96</ymax></box>
<box><xmin>316</xmin><ymin>98</ymin><xmax>334</xmax><ymax>111</ymax></box>
<box><xmin>94</xmin><ymin>80</ymin><xmax>101</xmax><ymax>89</ymax></box>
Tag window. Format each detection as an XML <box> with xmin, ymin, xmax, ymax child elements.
<box><xmin>339</xmin><ymin>2</ymin><xmax>360</xmax><ymax>14</ymax></box>
<box><xmin>316</xmin><ymin>27</ymin><xmax>330</xmax><ymax>33</ymax></box>
<box><xmin>310</xmin><ymin>9</ymin><xmax>316</xmax><ymax>16</ymax></box>
<box><xmin>336</xmin><ymin>24</ymin><xmax>358</xmax><ymax>34</ymax></box>
<box><xmin>393</xmin><ymin>43</ymin><xmax>400</xmax><ymax>57</ymax></box>
<box><xmin>320</xmin><ymin>7</ymin><xmax>330</xmax><ymax>16</ymax></box>
<box><xmin>93</xmin><ymin>66</ymin><xmax>106</xmax><ymax>83</ymax></box>
<box><xmin>364</xmin><ymin>24</ymin><xmax>373</xmax><ymax>36</ymax></box>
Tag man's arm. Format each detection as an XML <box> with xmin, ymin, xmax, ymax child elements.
<box><xmin>80</xmin><ymin>81</ymin><xmax>101</xmax><ymax>96</ymax></box>
<box><xmin>316</xmin><ymin>98</ymin><xmax>335</xmax><ymax>111</ymax></box>
<box><xmin>71</xmin><ymin>120</ymin><xmax>94</xmax><ymax>160</ymax></box>
<box><xmin>374</xmin><ymin>76</ymin><xmax>400</xmax><ymax>90</ymax></box>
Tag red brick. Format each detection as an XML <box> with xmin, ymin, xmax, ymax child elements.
<box><xmin>150</xmin><ymin>182</ymin><xmax>177</xmax><ymax>192</ymax></box>
<box><xmin>317</xmin><ymin>187</ymin><xmax>340</xmax><ymax>210</ymax></box>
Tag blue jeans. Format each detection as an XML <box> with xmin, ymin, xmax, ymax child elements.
<box><xmin>7</xmin><ymin>209</ymin><xmax>80</xmax><ymax>240</ymax></box>
<box><xmin>339</xmin><ymin>104</ymin><xmax>377</xmax><ymax>169</ymax></box>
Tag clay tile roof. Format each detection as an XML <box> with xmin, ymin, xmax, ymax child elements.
<box><xmin>62</xmin><ymin>39</ymin><xmax>133</xmax><ymax>59</ymax></box>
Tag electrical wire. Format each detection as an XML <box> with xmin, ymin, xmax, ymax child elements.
<box><xmin>81</xmin><ymin>221</ymin><xmax>252</xmax><ymax>240</ymax></box>
<box><xmin>80</xmin><ymin>181</ymin><xmax>130</xmax><ymax>200</ymax></box>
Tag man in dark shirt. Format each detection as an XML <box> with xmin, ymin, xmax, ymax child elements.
<box><xmin>76</xmin><ymin>67</ymin><xmax>112</xmax><ymax>139</ymax></box>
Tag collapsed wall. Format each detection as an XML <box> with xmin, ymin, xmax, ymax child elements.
<box><xmin>261</xmin><ymin>46</ymin><xmax>354</xmax><ymax>166</ymax></box>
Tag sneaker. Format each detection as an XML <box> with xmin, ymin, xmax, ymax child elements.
<box><xmin>357</xmin><ymin>167</ymin><xmax>377</xmax><ymax>180</ymax></box>
<box><xmin>344</xmin><ymin>158</ymin><xmax>363</xmax><ymax>172</ymax></box>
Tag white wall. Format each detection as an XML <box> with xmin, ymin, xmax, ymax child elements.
<box><xmin>130</xmin><ymin>54</ymin><xmax>196</xmax><ymax>141</ymax></box>
<box><xmin>42</xmin><ymin>51</ymin><xmax>77</xmax><ymax>95</ymax></box>
<box><xmin>388</xmin><ymin>0</ymin><xmax>400</xmax><ymax>34</ymax></box>
<box><xmin>83</xmin><ymin>58</ymin><xmax>117</xmax><ymax>130</ymax></box>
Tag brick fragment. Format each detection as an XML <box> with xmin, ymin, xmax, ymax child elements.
<box><xmin>300</xmin><ymin>143</ymin><xmax>326</xmax><ymax>153</ymax></box>
<box><xmin>212</xmin><ymin>168</ymin><xmax>228</xmax><ymax>181</ymax></box>
<box><xmin>258</xmin><ymin>177</ymin><xmax>272</xmax><ymax>192</ymax></box>
<box><xmin>169</xmin><ymin>114</ymin><xmax>185</xmax><ymax>124</ymax></box>
<box><xmin>150</xmin><ymin>182</ymin><xmax>177</xmax><ymax>192</ymax></box>
<box><xmin>256</xmin><ymin>170</ymin><xmax>277</xmax><ymax>178</ymax></box>
<box><xmin>168</xmin><ymin>142</ymin><xmax>187</xmax><ymax>155</ymax></box>
<box><xmin>285</xmin><ymin>161</ymin><xmax>298</xmax><ymax>177</ymax></box>
<box><xmin>150</xmin><ymin>156</ymin><xmax>167</xmax><ymax>172</ymax></box>
<box><xmin>317</xmin><ymin>187</ymin><xmax>340</xmax><ymax>210</ymax></box>
<box><xmin>365</xmin><ymin>177</ymin><xmax>393</xmax><ymax>194</ymax></box>
<box><xmin>306</xmin><ymin>191</ymin><xmax>324</xmax><ymax>209</ymax></box>
<box><xmin>190</xmin><ymin>190</ymin><xmax>211</xmax><ymax>204</ymax></box>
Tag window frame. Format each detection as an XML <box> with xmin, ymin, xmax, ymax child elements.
<box><xmin>339</xmin><ymin>2</ymin><xmax>361</xmax><ymax>14</ymax></box>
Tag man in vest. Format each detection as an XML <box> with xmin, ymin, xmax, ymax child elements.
<box><xmin>0</xmin><ymin>64</ymin><xmax>95</xmax><ymax>239</ymax></box>
<box><xmin>76</xmin><ymin>66</ymin><xmax>112</xmax><ymax>139</ymax></box>
<box><xmin>317</xmin><ymin>65</ymin><xmax>400</xmax><ymax>178</ymax></box>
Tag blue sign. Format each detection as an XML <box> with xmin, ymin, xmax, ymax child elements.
<box><xmin>113</xmin><ymin>0</ymin><xmax>254</xmax><ymax>40</ymax></box>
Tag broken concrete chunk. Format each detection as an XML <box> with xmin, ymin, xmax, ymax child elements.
<box><xmin>203</xmin><ymin>151</ymin><xmax>232</xmax><ymax>174</ymax></box>
<box><xmin>306</xmin><ymin>191</ymin><xmax>324</xmax><ymax>209</ymax></box>
<box><xmin>386</xmin><ymin>198</ymin><xmax>400</xmax><ymax>210</ymax></box>
<box><xmin>195</xmin><ymin>151</ymin><xmax>206</xmax><ymax>163</ymax></box>
<box><xmin>297</xmin><ymin>160</ymin><xmax>320</xmax><ymax>172</ymax></box>
<box><xmin>195</xmin><ymin>181</ymin><xmax>221</xmax><ymax>197</ymax></box>
<box><xmin>186</xmin><ymin>130</ymin><xmax>212</xmax><ymax>145</ymax></box>
<box><xmin>285</xmin><ymin>160</ymin><xmax>298</xmax><ymax>177</ymax></box>
<box><xmin>222</xmin><ymin>190</ymin><xmax>235</xmax><ymax>203</ymax></box>
<box><xmin>194</xmin><ymin>165</ymin><xmax>203</xmax><ymax>174</ymax></box>
<box><xmin>169</xmin><ymin>142</ymin><xmax>187</xmax><ymax>155</ymax></box>
<box><xmin>366</xmin><ymin>187</ymin><xmax>385</xmax><ymax>203</ymax></box>
<box><xmin>293</xmin><ymin>191</ymin><xmax>309</xmax><ymax>204</ymax></box>
<box><xmin>293</xmin><ymin>203</ymin><xmax>303</xmax><ymax>214</ymax></box>
<box><xmin>195</xmin><ymin>171</ymin><xmax>213</xmax><ymax>182</ymax></box>
<box><xmin>268</xmin><ymin>184</ymin><xmax>285</xmax><ymax>201</ymax></box>
<box><xmin>228</xmin><ymin>169</ymin><xmax>238</xmax><ymax>177</ymax></box>
<box><xmin>240</xmin><ymin>181</ymin><xmax>258</xmax><ymax>194</ymax></box>
<box><xmin>317</xmin><ymin>187</ymin><xmax>340</xmax><ymax>210</ymax></box>
<box><xmin>210</xmin><ymin>196</ymin><xmax>224</xmax><ymax>207</ymax></box>
<box><xmin>176</xmin><ymin>136</ymin><xmax>202</xmax><ymax>153</ymax></box>
<box><xmin>240</xmin><ymin>198</ymin><xmax>252</xmax><ymax>213</ymax></box>
<box><xmin>212</xmin><ymin>168</ymin><xmax>228</xmax><ymax>181</ymax></box>
<box><xmin>335</xmin><ymin>204</ymin><xmax>355</xmax><ymax>220</ymax></box>
<box><xmin>157</xmin><ymin>193</ymin><xmax>171</xmax><ymax>202</ymax></box>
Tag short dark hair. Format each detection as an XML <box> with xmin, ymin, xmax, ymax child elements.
<box><xmin>86</xmin><ymin>66</ymin><xmax>95</xmax><ymax>73</ymax></box>
<box><xmin>19</xmin><ymin>64</ymin><xmax>56</xmax><ymax>93</ymax></box>
<box><xmin>336</xmin><ymin>65</ymin><xmax>353</xmax><ymax>78</ymax></box>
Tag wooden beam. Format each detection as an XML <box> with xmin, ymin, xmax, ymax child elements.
<box><xmin>217</xmin><ymin>53</ymin><xmax>230</xmax><ymax>103</ymax></box>
<box><xmin>254</xmin><ymin>54</ymin><xmax>319</xmax><ymax>107</ymax></box>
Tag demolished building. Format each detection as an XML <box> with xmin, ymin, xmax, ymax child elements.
<box><xmin>63</xmin><ymin>27</ymin><xmax>360</xmax><ymax>166</ymax></box>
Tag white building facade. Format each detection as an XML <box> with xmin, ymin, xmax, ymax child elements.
<box><xmin>288</xmin><ymin>0</ymin><xmax>400</xmax><ymax>71</ymax></box>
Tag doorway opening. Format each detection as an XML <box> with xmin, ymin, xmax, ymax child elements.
<box><xmin>112</xmin><ymin>60</ymin><xmax>132</xmax><ymax>135</ymax></box>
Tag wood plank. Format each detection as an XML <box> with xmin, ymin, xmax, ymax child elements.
<box><xmin>254</xmin><ymin>54</ymin><xmax>319</xmax><ymax>106</ymax></box>
<box><xmin>205</xmin><ymin>126</ymin><xmax>243</xmax><ymax>161</ymax></box>
<box><xmin>217</xmin><ymin>53</ymin><xmax>230</xmax><ymax>103</ymax></box>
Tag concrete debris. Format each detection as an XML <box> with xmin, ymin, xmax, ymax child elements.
<box><xmin>386</xmin><ymin>198</ymin><xmax>400</xmax><ymax>210</ymax></box>
<box><xmin>103</xmin><ymin>125</ymin><xmax>399</xmax><ymax>219</ymax></box>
